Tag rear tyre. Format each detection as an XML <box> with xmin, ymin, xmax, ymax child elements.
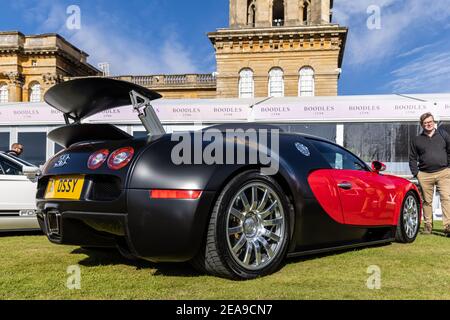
<box><xmin>192</xmin><ymin>170</ymin><xmax>291</xmax><ymax>280</ymax></box>
<box><xmin>395</xmin><ymin>191</ymin><xmax>420</xmax><ymax>243</ymax></box>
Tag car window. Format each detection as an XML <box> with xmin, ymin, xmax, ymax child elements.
<box><xmin>308</xmin><ymin>139</ymin><xmax>368</xmax><ymax>171</ymax></box>
<box><xmin>0</xmin><ymin>156</ymin><xmax>22</xmax><ymax>175</ymax></box>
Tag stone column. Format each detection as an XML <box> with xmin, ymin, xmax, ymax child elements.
<box><xmin>285</xmin><ymin>0</ymin><xmax>299</xmax><ymax>26</ymax></box>
<box><xmin>256</xmin><ymin>0</ymin><xmax>271</xmax><ymax>27</ymax></box>
<box><xmin>6</xmin><ymin>72</ymin><xmax>24</xmax><ymax>102</ymax></box>
<box><xmin>230</xmin><ymin>0</ymin><xmax>248</xmax><ymax>28</ymax></box>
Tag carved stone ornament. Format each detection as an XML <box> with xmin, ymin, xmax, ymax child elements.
<box><xmin>5</xmin><ymin>72</ymin><xmax>25</xmax><ymax>86</ymax></box>
<box><xmin>42</xmin><ymin>73</ymin><xmax>64</xmax><ymax>85</ymax></box>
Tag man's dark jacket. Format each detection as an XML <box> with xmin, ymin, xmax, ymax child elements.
<box><xmin>409</xmin><ymin>127</ymin><xmax>450</xmax><ymax>177</ymax></box>
<box><xmin>6</xmin><ymin>150</ymin><xmax>20</xmax><ymax>157</ymax></box>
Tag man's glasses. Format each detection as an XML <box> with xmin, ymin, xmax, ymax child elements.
<box><xmin>423</xmin><ymin>121</ymin><xmax>435</xmax><ymax>125</ymax></box>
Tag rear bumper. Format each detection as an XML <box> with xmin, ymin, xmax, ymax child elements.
<box><xmin>37</xmin><ymin>189</ymin><xmax>216</xmax><ymax>262</ymax></box>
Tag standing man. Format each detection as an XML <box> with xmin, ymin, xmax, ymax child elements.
<box><xmin>7</xmin><ymin>143</ymin><xmax>24</xmax><ymax>157</ymax></box>
<box><xmin>409</xmin><ymin>112</ymin><xmax>450</xmax><ymax>236</ymax></box>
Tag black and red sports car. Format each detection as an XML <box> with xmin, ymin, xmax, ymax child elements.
<box><xmin>37</xmin><ymin>78</ymin><xmax>421</xmax><ymax>279</ymax></box>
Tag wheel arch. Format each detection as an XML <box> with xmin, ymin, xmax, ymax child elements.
<box><xmin>392</xmin><ymin>186</ymin><xmax>422</xmax><ymax>226</ymax></box>
<box><xmin>196</xmin><ymin>164</ymin><xmax>298</xmax><ymax>256</ymax></box>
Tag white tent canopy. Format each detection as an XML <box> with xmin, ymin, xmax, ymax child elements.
<box><xmin>0</xmin><ymin>94</ymin><xmax>449</xmax><ymax>126</ymax></box>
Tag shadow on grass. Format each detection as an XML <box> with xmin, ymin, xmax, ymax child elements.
<box><xmin>70</xmin><ymin>247</ymin><xmax>203</xmax><ymax>278</ymax></box>
<box><xmin>70</xmin><ymin>242</ymin><xmax>397</xmax><ymax>279</ymax></box>
<box><xmin>431</xmin><ymin>230</ymin><xmax>449</xmax><ymax>238</ymax></box>
<box><xmin>0</xmin><ymin>230</ymin><xmax>43</xmax><ymax>238</ymax></box>
<box><xmin>419</xmin><ymin>224</ymin><xmax>449</xmax><ymax>238</ymax></box>
<box><xmin>286</xmin><ymin>242</ymin><xmax>392</xmax><ymax>266</ymax></box>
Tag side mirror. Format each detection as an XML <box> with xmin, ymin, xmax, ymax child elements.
<box><xmin>371</xmin><ymin>161</ymin><xmax>386</xmax><ymax>174</ymax></box>
<box><xmin>23</xmin><ymin>165</ymin><xmax>41</xmax><ymax>180</ymax></box>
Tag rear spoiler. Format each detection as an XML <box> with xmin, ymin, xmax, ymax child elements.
<box><xmin>48</xmin><ymin>123</ymin><xmax>133</xmax><ymax>148</ymax></box>
<box><xmin>45</xmin><ymin>78</ymin><xmax>165</xmax><ymax>137</ymax></box>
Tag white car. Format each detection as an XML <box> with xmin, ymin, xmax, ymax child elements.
<box><xmin>0</xmin><ymin>152</ymin><xmax>41</xmax><ymax>232</ymax></box>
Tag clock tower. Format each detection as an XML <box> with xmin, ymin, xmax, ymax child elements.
<box><xmin>208</xmin><ymin>0</ymin><xmax>347</xmax><ymax>98</ymax></box>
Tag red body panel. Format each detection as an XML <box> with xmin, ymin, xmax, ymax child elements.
<box><xmin>308</xmin><ymin>169</ymin><xmax>421</xmax><ymax>227</ymax></box>
<box><xmin>331</xmin><ymin>170</ymin><xmax>399</xmax><ymax>226</ymax></box>
<box><xmin>308</xmin><ymin>170</ymin><xmax>345</xmax><ymax>224</ymax></box>
<box><xmin>380</xmin><ymin>174</ymin><xmax>422</xmax><ymax>226</ymax></box>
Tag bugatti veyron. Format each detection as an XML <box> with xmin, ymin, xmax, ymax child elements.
<box><xmin>37</xmin><ymin>78</ymin><xmax>422</xmax><ymax>279</ymax></box>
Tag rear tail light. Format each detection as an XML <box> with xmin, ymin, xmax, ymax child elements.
<box><xmin>88</xmin><ymin>149</ymin><xmax>110</xmax><ymax>170</ymax></box>
<box><xmin>107</xmin><ymin>147</ymin><xmax>134</xmax><ymax>170</ymax></box>
<box><xmin>150</xmin><ymin>190</ymin><xmax>202</xmax><ymax>200</ymax></box>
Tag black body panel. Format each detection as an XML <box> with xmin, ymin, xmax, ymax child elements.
<box><xmin>38</xmin><ymin>124</ymin><xmax>400</xmax><ymax>262</ymax></box>
<box><xmin>48</xmin><ymin>124</ymin><xmax>132</xmax><ymax>148</ymax></box>
<box><xmin>293</xmin><ymin>199</ymin><xmax>394</xmax><ymax>252</ymax></box>
<box><xmin>126</xmin><ymin>190</ymin><xmax>216</xmax><ymax>262</ymax></box>
<box><xmin>44</xmin><ymin>78</ymin><xmax>161</xmax><ymax>121</ymax></box>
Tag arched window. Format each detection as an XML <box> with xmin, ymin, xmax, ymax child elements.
<box><xmin>273</xmin><ymin>0</ymin><xmax>285</xmax><ymax>26</ymax></box>
<box><xmin>299</xmin><ymin>67</ymin><xmax>315</xmax><ymax>97</ymax></box>
<box><xmin>247</xmin><ymin>0</ymin><xmax>256</xmax><ymax>27</ymax></box>
<box><xmin>0</xmin><ymin>83</ymin><xmax>8</xmax><ymax>103</ymax></box>
<box><xmin>268</xmin><ymin>68</ymin><xmax>284</xmax><ymax>97</ymax></box>
<box><xmin>29</xmin><ymin>83</ymin><xmax>41</xmax><ymax>102</ymax></box>
<box><xmin>301</xmin><ymin>0</ymin><xmax>311</xmax><ymax>25</ymax></box>
<box><xmin>239</xmin><ymin>69</ymin><xmax>254</xmax><ymax>98</ymax></box>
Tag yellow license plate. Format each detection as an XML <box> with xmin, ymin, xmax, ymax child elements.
<box><xmin>45</xmin><ymin>176</ymin><xmax>85</xmax><ymax>200</ymax></box>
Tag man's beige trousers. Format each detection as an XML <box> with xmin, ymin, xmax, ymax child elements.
<box><xmin>417</xmin><ymin>168</ymin><xmax>450</xmax><ymax>228</ymax></box>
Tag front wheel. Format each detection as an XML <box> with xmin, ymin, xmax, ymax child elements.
<box><xmin>193</xmin><ymin>171</ymin><xmax>292</xmax><ymax>280</ymax></box>
<box><xmin>395</xmin><ymin>191</ymin><xmax>420</xmax><ymax>243</ymax></box>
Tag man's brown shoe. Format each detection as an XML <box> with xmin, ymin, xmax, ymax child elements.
<box><xmin>444</xmin><ymin>226</ymin><xmax>450</xmax><ymax>237</ymax></box>
<box><xmin>422</xmin><ymin>224</ymin><xmax>433</xmax><ymax>235</ymax></box>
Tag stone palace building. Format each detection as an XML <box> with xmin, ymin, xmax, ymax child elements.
<box><xmin>0</xmin><ymin>0</ymin><xmax>347</xmax><ymax>102</ymax></box>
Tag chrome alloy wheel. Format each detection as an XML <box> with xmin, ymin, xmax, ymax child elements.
<box><xmin>403</xmin><ymin>195</ymin><xmax>419</xmax><ymax>238</ymax></box>
<box><xmin>226</xmin><ymin>182</ymin><xmax>286</xmax><ymax>271</ymax></box>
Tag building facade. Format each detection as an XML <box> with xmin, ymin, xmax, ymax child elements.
<box><xmin>208</xmin><ymin>0</ymin><xmax>347</xmax><ymax>98</ymax></box>
<box><xmin>113</xmin><ymin>0</ymin><xmax>347</xmax><ymax>99</ymax></box>
<box><xmin>112</xmin><ymin>74</ymin><xmax>217</xmax><ymax>99</ymax></box>
<box><xmin>0</xmin><ymin>0</ymin><xmax>347</xmax><ymax>102</ymax></box>
<box><xmin>0</xmin><ymin>31</ymin><xmax>99</xmax><ymax>103</ymax></box>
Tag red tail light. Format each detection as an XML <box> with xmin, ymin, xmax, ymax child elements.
<box><xmin>88</xmin><ymin>149</ymin><xmax>110</xmax><ymax>170</ymax></box>
<box><xmin>107</xmin><ymin>147</ymin><xmax>134</xmax><ymax>170</ymax></box>
<box><xmin>150</xmin><ymin>190</ymin><xmax>202</xmax><ymax>200</ymax></box>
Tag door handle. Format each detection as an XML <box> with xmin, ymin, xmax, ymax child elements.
<box><xmin>337</xmin><ymin>182</ymin><xmax>353</xmax><ymax>190</ymax></box>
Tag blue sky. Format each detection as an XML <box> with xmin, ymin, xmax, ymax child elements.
<box><xmin>1</xmin><ymin>0</ymin><xmax>450</xmax><ymax>95</ymax></box>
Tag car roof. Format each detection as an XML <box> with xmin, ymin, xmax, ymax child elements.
<box><xmin>202</xmin><ymin>123</ymin><xmax>335</xmax><ymax>143</ymax></box>
<box><xmin>205</xmin><ymin>123</ymin><xmax>285</xmax><ymax>132</ymax></box>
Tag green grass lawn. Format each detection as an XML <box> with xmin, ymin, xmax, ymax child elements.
<box><xmin>1</xmin><ymin>223</ymin><xmax>449</xmax><ymax>300</ymax></box>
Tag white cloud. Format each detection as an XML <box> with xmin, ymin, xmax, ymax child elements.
<box><xmin>333</xmin><ymin>0</ymin><xmax>397</xmax><ymax>26</ymax></box>
<box><xmin>16</xmin><ymin>1</ymin><xmax>200</xmax><ymax>76</ymax></box>
<box><xmin>69</xmin><ymin>25</ymin><xmax>199</xmax><ymax>76</ymax></box>
<box><xmin>161</xmin><ymin>34</ymin><xmax>199</xmax><ymax>74</ymax></box>
<box><xmin>67</xmin><ymin>25</ymin><xmax>162</xmax><ymax>75</ymax></box>
<box><xmin>396</xmin><ymin>43</ymin><xmax>436</xmax><ymax>59</ymax></box>
<box><xmin>334</xmin><ymin>0</ymin><xmax>450</xmax><ymax>65</ymax></box>
<box><xmin>388</xmin><ymin>51</ymin><xmax>450</xmax><ymax>93</ymax></box>
<box><xmin>334</xmin><ymin>0</ymin><xmax>450</xmax><ymax>93</ymax></box>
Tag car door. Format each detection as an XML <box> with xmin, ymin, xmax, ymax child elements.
<box><xmin>0</xmin><ymin>154</ymin><xmax>37</xmax><ymax>212</ymax></box>
<box><xmin>307</xmin><ymin>139</ymin><xmax>398</xmax><ymax>226</ymax></box>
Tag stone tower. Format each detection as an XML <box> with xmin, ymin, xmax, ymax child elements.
<box><xmin>208</xmin><ymin>0</ymin><xmax>347</xmax><ymax>98</ymax></box>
